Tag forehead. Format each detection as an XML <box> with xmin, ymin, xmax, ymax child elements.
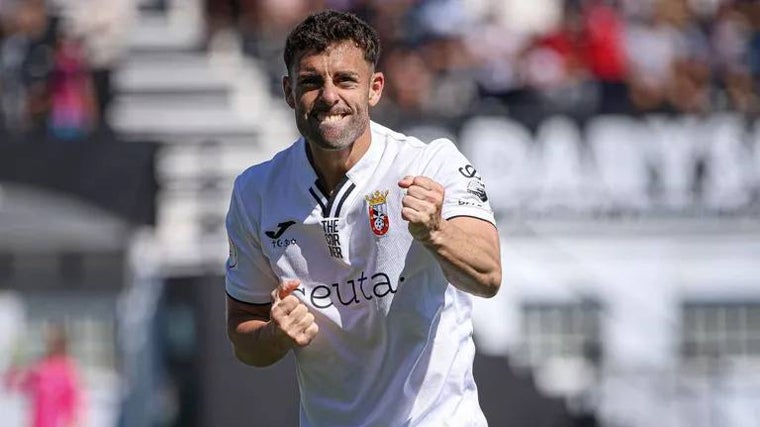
<box><xmin>292</xmin><ymin>41</ymin><xmax>370</xmax><ymax>74</ymax></box>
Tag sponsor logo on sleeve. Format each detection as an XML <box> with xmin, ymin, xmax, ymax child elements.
<box><xmin>467</xmin><ymin>179</ymin><xmax>488</xmax><ymax>202</ymax></box>
<box><xmin>459</xmin><ymin>164</ymin><xmax>488</xmax><ymax>202</ymax></box>
<box><xmin>458</xmin><ymin>164</ymin><xmax>479</xmax><ymax>178</ymax></box>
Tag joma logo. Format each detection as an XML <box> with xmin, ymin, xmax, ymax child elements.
<box><xmin>265</xmin><ymin>221</ymin><xmax>296</xmax><ymax>239</ymax></box>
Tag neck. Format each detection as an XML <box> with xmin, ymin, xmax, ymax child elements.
<box><xmin>307</xmin><ymin>128</ymin><xmax>371</xmax><ymax>195</ymax></box>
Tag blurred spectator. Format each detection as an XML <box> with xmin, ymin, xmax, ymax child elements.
<box><xmin>583</xmin><ymin>0</ymin><xmax>627</xmax><ymax>83</ymax></box>
<box><xmin>746</xmin><ymin>1</ymin><xmax>760</xmax><ymax>79</ymax></box>
<box><xmin>4</xmin><ymin>323</ymin><xmax>83</xmax><ymax>427</ymax></box>
<box><xmin>464</xmin><ymin>9</ymin><xmax>526</xmax><ymax>97</ymax></box>
<box><xmin>48</xmin><ymin>32</ymin><xmax>96</xmax><ymax>141</ymax></box>
<box><xmin>204</xmin><ymin>0</ymin><xmax>242</xmax><ymax>41</ymax></box>
<box><xmin>420</xmin><ymin>35</ymin><xmax>479</xmax><ymax>119</ymax></box>
<box><xmin>0</xmin><ymin>0</ymin><xmax>128</xmax><ymax>141</ymax></box>
<box><xmin>407</xmin><ymin>0</ymin><xmax>474</xmax><ymax>42</ymax></box>
<box><xmin>624</xmin><ymin>1</ymin><xmax>682</xmax><ymax>112</ymax></box>
<box><xmin>581</xmin><ymin>0</ymin><xmax>629</xmax><ymax>113</ymax></box>
<box><xmin>668</xmin><ymin>1</ymin><xmax>712</xmax><ymax>113</ymax></box>
<box><xmin>237</xmin><ymin>0</ymin><xmax>311</xmax><ymax>92</ymax></box>
<box><xmin>521</xmin><ymin>4</ymin><xmax>590</xmax><ymax>98</ymax></box>
<box><xmin>373</xmin><ymin>45</ymin><xmax>434</xmax><ymax>129</ymax></box>
<box><xmin>492</xmin><ymin>0</ymin><xmax>564</xmax><ymax>35</ymax></box>
<box><xmin>0</xmin><ymin>0</ymin><xmax>55</xmax><ymax>136</ymax></box>
<box><xmin>62</xmin><ymin>0</ymin><xmax>136</xmax><ymax>132</ymax></box>
<box><xmin>712</xmin><ymin>2</ymin><xmax>759</xmax><ymax>113</ymax></box>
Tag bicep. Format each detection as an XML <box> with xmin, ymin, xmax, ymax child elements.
<box><xmin>226</xmin><ymin>295</ymin><xmax>271</xmax><ymax>335</ymax></box>
<box><xmin>448</xmin><ymin>216</ymin><xmax>500</xmax><ymax>256</ymax></box>
<box><xmin>226</xmin><ymin>185</ymin><xmax>280</xmax><ymax>303</ymax></box>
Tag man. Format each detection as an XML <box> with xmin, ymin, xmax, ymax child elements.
<box><xmin>225</xmin><ymin>10</ymin><xmax>501</xmax><ymax>426</ymax></box>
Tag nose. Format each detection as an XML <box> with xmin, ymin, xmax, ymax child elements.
<box><xmin>319</xmin><ymin>81</ymin><xmax>339</xmax><ymax>106</ymax></box>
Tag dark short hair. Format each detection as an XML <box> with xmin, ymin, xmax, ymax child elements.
<box><xmin>284</xmin><ymin>10</ymin><xmax>381</xmax><ymax>73</ymax></box>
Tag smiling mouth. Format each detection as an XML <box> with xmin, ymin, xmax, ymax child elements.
<box><xmin>314</xmin><ymin>112</ymin><xmax>349</xmax><ymax>123</ymax></box>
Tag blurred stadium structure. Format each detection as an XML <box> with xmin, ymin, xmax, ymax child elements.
<box><xmin>1</xmin><ymin>0</ymin><xmax>760</xmax><ymax>426</ymax></box>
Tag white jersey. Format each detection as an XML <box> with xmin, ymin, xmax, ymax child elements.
<box><xmin>226</xmin><ymin>122</ymin><xmax>494</xmax><ymax>427</ymax></box>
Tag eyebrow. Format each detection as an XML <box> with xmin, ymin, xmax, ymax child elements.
<box><xmin>297</xmin><ymin>69</ymin><xmax>320</xmax><ymax>77</ymax></box>
<box><xmin>334</xmin><ymin>71</ymin><xmax>360</xmax><ymax>79</ymax></box>
<box><xmin>297</xmin><ymin>70</ymin><xmax>360</xmax><ymax>78</ymax></box>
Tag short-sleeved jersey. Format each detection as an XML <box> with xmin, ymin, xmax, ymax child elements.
<box><xmin>226</xmin><ymin>122</ymin><xmax>494</xmax><ymax>427</ymax></box>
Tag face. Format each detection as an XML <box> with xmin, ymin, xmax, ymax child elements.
<box><xmin>283</xmin><ymin>41</ymin><xmax>384</xmax><ymax>152</ymax></box>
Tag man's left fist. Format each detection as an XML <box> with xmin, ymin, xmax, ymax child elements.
<box><xmin>398</xmin><ymin>175</ymin><xmax>444</xmax><ymax>243</ymax></box>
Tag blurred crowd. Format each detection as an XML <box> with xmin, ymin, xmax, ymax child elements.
<box><xmin>0</xmin><ymin>0</ymin><xmax>134</xmax><ymax>142</ymax></box>
<box><xmin>205</xmin><ymin>0</ymin><xmax>760</xmax><ymax>131</ymax></box>
<box><xmin>5</xmin><ymin>0</ymin><xmax>757</xmax><ymax>141</ymax></box>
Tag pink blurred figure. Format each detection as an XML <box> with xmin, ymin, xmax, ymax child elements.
<box><xmin>5</xmin><ymin>325</ymin><xmax>82</xmax><ymax>427</ymax></box>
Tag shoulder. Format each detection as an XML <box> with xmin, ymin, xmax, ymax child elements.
<box><xmin>422</xmin><ymin>137</ymin><xmax>460</xmax><ymax>160</ymax></box>
<box><xmin>232</xmin><ymin>139</ymin><xmax>300</xmax><ymax>199</ymax></box>
<box><xmin>411</xmin><ymin>135</ymin><xmax>463</xmax><ymax>169</ymax></box>
<box><xmin>370</xmin><ymin>121</ymin><xmax>433</xmax><ymax>155</ymax></box>
<box><xmin>370</xmin><ymin>122</ymin><xmax>465</xmax><ymax>174</ymax></box>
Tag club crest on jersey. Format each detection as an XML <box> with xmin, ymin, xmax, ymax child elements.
<box><xmin>365</xmin><ymin>190</ymin><xmax>390</xmax><ymax>236</ymax></box>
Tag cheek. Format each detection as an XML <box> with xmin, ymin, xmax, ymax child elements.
<box><xmin>295</xmin><ymin>96</ymin><xmax>315</xmax><ymax>113</ymax></box>
<box><xmin>298</xmin><ymin>89</ymin><xmax>319</xmax><ymax>103</ymax></box>
<box><xmin>353</xmin><ymin>92</ymin><xmax>370</xmax><ymax>109</ymax></box>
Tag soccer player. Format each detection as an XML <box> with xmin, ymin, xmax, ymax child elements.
<box><xmin>225</xmin><ymin>10</ymin><xmax>501</xmax><ymax>426</ymax></box>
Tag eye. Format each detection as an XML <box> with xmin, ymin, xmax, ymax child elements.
<box><xmin>337</xmin><ymin>76</ymin><xmax>359</xmax><ymax>88</ymax></box>
<box><xmin>299</xmin><ymin>76</ymin><xmax>322</xmax><ymax>87</ymax></box>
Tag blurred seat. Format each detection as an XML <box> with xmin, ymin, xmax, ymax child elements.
<box><xmin>127</xmin><ymin>1</ymin><xmax>203</xmax><ymax>54</ymax></box>
<box><xmin>116</xmin><ymin>52</ymin><xmax>229</xmax><ymax>92</ymax></box>
<box><xmin>156</xmin><ymin>143</ymin><xmax>269</xmax><ymax>190</ymax></box>
<box><xmin>155</xmin><ymin>188</ymin><xmax>228</xmax><ymax>269</ymax></box>
<box><xmin>110</xmin><ymin>98</ymin><xmax>259</xmax><ymax>139</ymax></box>
<box><xmin>110</xmin><ymin>1</ymin><xmax>296</xmax><ymax>273</ymax></box>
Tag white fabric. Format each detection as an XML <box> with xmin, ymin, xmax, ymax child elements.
<box><xmin>226</xmin><ymin>122</ymin><xmax>493</xmax><ymax>427</ymax></box>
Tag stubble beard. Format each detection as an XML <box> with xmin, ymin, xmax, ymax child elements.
<box><xmin>299</xmin><ymin>109</ymin><xmax>370</xmax><ymax>152</ymax></box>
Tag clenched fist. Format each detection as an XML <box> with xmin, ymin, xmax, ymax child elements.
<box><xmin>398</xmin><ymin>175</ymin><xmax>445</xmax><ymax>244</ymax></box>
<box><xmin>269</xmin><ymin>280</ymin><xmax>319</xmax><ymax>348</ymax></box>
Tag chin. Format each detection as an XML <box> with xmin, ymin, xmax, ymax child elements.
<box><xmin>314</xmin><ymin>138</ymin><xmax>352</xmax><ymax>151</ymax></box>
<box><xmin>310</xmin><ymin>129</ymin><xmax>352</xmax><ymax>149</ymax></box>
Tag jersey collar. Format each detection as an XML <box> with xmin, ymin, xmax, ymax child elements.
<box><xmin>294</xmin><ymin>121</ymin><xmax>386</xmax><ymax>196</ymax></box>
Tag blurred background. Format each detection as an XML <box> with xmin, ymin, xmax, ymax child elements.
<box><xmin>0</xmin><ymin>0</ymin><xmax>759</xmax><ymax>426</ymax></box>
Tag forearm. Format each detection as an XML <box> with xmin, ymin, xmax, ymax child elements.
<box><xmin>228</xmin><ymin>318</ymin><xmax>291</xmax><ymax>367</ymax></box>
<box><xmin>423</xmin><ymin>219</ymin><xmax>501</xmax><ymax>298</ymax></box>
<box><xmin>398</xmin><ymin>176</ymin><xmax>502</xmax><ymax>297</ymax></box>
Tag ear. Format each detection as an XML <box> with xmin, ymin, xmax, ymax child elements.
<box><xmin>283</xmin><ymin>75</ymin><xmax>295</xmax><ymax>109</ymax></box>
<box><xmin>368</xmin><ymin>71</ymin><xmax>384</xmax><ymax>107</ymax></box>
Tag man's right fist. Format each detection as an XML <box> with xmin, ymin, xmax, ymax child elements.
<box><xmin>269</xmin><ymin>280</ymin><xmax>319</xmax><ymax>347</ymax></box>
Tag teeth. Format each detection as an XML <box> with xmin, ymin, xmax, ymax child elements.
<box><xmin>318</xmin><ymin>114</ymin><xmax>344</xmax><ymax>122</ymax></box>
